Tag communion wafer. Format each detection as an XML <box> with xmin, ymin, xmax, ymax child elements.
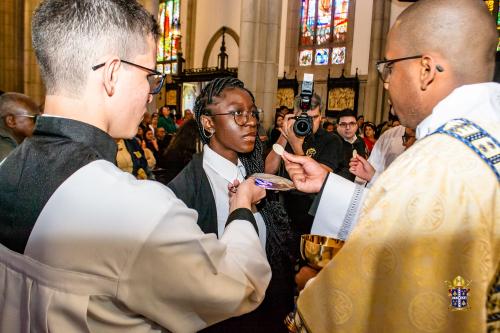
<box><xmin>273</xmin><ymin>144</ymin><xmax>285</xmax><ymax>156</ymax></box>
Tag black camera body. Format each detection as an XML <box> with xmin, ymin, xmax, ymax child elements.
<box><xmin>293</xmin><ymin>113</ymin><xmax>313</xmax><ymax>137</ymax></box>
<box><xmin>293</xmin><ymin>74</ymin><xmax>314</xmax><ymax>137</ymax></box>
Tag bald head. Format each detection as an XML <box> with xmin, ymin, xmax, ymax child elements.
<box><xmin>391</xmin><ymin>0</ymin><xmax>497</xmax><ymax>83</ymax></box>
<box><xmin>0</xmin><ymin>93</ymin><xmax>40</xmax><ymax>142</ymax></box>
<box><xmin>0</xmin><ymin>93</ymin><xmax>39</xmax><ymax>119</ymax></box>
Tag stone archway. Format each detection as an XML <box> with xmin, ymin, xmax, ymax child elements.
<box><xmin>202</xmin><ymin>26</ymin><xmax>239</xmax><ymax>68</ymax></box>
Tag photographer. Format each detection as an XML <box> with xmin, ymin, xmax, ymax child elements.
<box><xmin>265</xmin><ymin>93</ymin><xmax>343</xmax><ymax>256</ymax></box>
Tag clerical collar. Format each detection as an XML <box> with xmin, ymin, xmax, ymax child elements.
<box><xmin>34</xmin><ymin>115</ymin><xmax>117</xmax><ymax>163</ymax></box>
<box><xmin>203</xmin><ymin>145</ymin><xmax>246</xmax><ymax>184</ymax></box>
<box><xmin>342</xmin><ymin>135</ymin><xmax>357</xmax><ymax>144</ymax></box>
<box><xmin>416</xmin><ymin>82</ymin><xmax>500</xmax><ymax>140</ymax></box>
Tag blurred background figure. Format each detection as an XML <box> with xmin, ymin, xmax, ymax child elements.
<box><xmin>139</xmin><ymin>112</ymin><xmax>152</xmax><ymax>133</ymax></box>
<box><xmin>116</xmin><ymin>137</ymin><xmax>155</xmax><ymax>180</ymax></box>
<box><xmin>158</xmin><ymin>105</ymin><xmax>177</xmax><ymax>134</ymax></box>
<box><xmin>176</xmin><ymin>108</ymin><xmax>194</xmax><ymax>127</ymax></box>
<box><xmin>156</xmin><ymin>118</ymin><xmax>201</xmax><ymax>185</ymax></box>
<box><xmin>150</xmin><ymin>112</ymin><xmax>159</xmax><ymax>133</ymax></box>
<box><xmin>362</xmin><ymin>122</ymin><xmax>377</xmax><ymax>155</ymax></box>
<box><xmin>269</xmin><ymin>113</ymin><xmax>285</xmax><ymax>146</ymax></box>
<box><xmin>323</xmin><ymin>121</ymin><xmax>335</xmax><ymax>133</ymax></box>
<box><xmin>155</xmin><ymin>126</ymin><xmax>170</xmax><ymax>155</ymax></box>
<box><xmin>143</xmin><ymin>127</ymin><xmax>160</xmax><ymax>161</ymax></box>
<box><xmin>356</xmin><ymin>115</ymin><xmax>364</xmax><ymax>137</ymax></box>
<box><xmin>350</xmin><ymin>126</ymin><xmax>416</xmax><ymax>185</ymax></box>
<box><xmin>0</xmin><ymin>92</ymin><xmax>40</xmax><ymax>161</ymax></box>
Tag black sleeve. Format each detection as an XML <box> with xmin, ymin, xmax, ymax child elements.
<box><xmin>225</xmin><ymin>208</ymin><xmax>258</xmax><ymax>234</ymax></box>
<box><xmin>315</xmin><ymin>134</ymin><xmax>343</xmax><ymax>171</ymax></box>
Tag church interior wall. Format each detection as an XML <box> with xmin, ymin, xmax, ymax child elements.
<box><xmin>0</xmin><ymin>0</ymin><xmax>415</xmax><ymax>124</ymax></box>
<box><xmin>193</xmin><ymin>0</ymin><xmax>241</xmax><ymax>69</ymax></box>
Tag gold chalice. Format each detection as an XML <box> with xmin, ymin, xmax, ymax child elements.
<box><xmin>285</xmin><ymin>235</ymin><xmax>345</xmax><ymax>332</ymax></box>
<box><xmin>300</xmin><ymin>234</ymin><xmax>345</xmax><ymax>270</ymax></box>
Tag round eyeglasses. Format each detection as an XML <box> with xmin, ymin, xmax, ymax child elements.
<box><xmin>209</xmin><ymin>108</ymin><xmax>262</xmax><ymax>126</ymax></box>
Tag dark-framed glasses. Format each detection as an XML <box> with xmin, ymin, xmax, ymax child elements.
<box><xmin>338</xmin><ymin>121</ymin><xmax>357</xmax><ymax>128</ymax></box>
<box><xmin>402</xmin><ymin>133</ymin><xmax>415</xmax><ymax>144</ymax></box>
<box><xmin>91</xmin><ymin>60</ymin><xmax>166</xmax><ymax>95</ymax></box>
<box><xmin>376</xmin><ymin>55</ymin><xmax>422</xmax><ymax>83</ymax></box>
<box><xmin>16</xmin><ymin>114</ymin><xmax>40</xmax><ymax>122</ymax></box>
<box><xmin>210</xmin><ymin>108</ymin><xmax>263</xmax><ymax>126</ymax></box>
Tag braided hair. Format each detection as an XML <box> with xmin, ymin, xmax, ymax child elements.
<box><xmin>194</xmin><ymin>77</ymin><xmax>293</xmax><ymax>272</ymax></box>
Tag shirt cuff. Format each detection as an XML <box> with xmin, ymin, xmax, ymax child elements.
<box><xmin>311</xmin><ymin>173</ymin><xmax>368</xmax><ymax>240</ymax></box>
<box><xmin>308</xmin><ymin>173</ymin><xmax>331</xmax><ymax>216</ymax></box>
<box><xmin>225</xmin><ymin>208</ymin><xmax>259</xmax><ymax>235</ymax></box>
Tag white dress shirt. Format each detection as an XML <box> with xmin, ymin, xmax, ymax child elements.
<box><xmin>203</xmin><ymin>145</ymin><xmax>267</xmax><ymax>248</ymax></box>
<box><xmin>366</xmin><ymin>125</ymin><xmax>406</xmax><ymax>185</ymax></box>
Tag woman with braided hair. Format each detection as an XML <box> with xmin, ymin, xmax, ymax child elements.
<box><xmin>168</xmin><ymin>77</ymin><xmax>294</xmax><ymax>332</ymax></box>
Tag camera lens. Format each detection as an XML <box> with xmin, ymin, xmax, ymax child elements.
<box><xmin>296</xmin><ymin>121</ymin><xmax>308</xmax><ymax>133</ymax></box>
<box><xmin>293</xmin><ymin>114</ymin><xmax>312</xmax><ymax>137</ymax></box>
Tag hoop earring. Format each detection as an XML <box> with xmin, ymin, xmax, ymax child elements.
<box><xmin>204</xmin><ymin>128</ymin><xmax>214</xmax><ymax>139</ymax></box>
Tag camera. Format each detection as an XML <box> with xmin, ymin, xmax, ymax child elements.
<box><xmin>293</xmin><ymin>73</ymin><xmax>314</xmax><ymax>137</ymax></box>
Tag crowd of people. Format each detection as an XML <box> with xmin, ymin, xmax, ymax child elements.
<box><xmin>0</xmin><ymin>0</ymin><xmax>498</xmax><ymax>332</ymax></box>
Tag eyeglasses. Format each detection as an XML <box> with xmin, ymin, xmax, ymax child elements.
<box><xmin>210</xmin><ymin>108</ymin><xmax>262</xmax><ymax>126</ymax></box>
<box><xmin>376</xmin><ymin>55</ymin><xmax>422</xmax><ymax>83</ymax></box>
<box><xmin>402</xmin><ymin>133</ymin><xmax>415</xmax><ymax>144</ymax></box>
<box><xmin>16</xmin><ymin>114</ymin><xmax>39</xmax><ymax>122</ymax></box>
<box><xmin>91</xmin><ymin>60</ymin><xmax>166</xmax><ymax>95</ymax></box>
<box><xmin>338</xmin><ymin>121</ymin><xmax>357</xmax><ymax>128</ymax></box>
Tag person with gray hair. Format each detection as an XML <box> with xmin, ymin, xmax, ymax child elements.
<box><xmin>265</xmin><ymin>92</ymin><xmax>343</xmax><ymax>271</ymax></box>
<box><xmin>282</xmin><ymin>0</ymin><xmax>499</xmax><ymax>331</ymax></box>
<box><xmin>0</xmin><ymin>92</ymin><xmax>40</xmax><ymax>161</ymax></box>
<box><xmin>0</xmin><ymin>1</ymin><xmax>271</xmax><ymax>332</ymax></box>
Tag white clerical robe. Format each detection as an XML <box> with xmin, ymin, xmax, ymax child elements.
<box><xmin>298</xmin><ymin>82</ymin><xmax>500</xmax><ymax>332</ymax></box>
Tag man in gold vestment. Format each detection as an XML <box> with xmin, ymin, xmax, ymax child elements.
<box><xmin>283</xmin><ymin>0</ymin><xmax>500</xmax><ymax>331</ymax></box>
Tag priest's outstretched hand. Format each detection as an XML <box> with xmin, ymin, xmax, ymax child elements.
<box><xmin>282</xmin><ymin>151</ymin><xmax>328</xmax><ymax>193</ymax></box>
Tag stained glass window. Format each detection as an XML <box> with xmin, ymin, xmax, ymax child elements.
<box><xmin>299</xmin><ymin>50</ymin><xmax>313</xmax><ymax>66</ymax></box>
<box><xmin>315</xmin><ymin>48</ymin><xmax>330</xmax><ymax>65</ymax></box>
<box><xmin>331</xmin><ymin>47</ymin><xmax>345</xmax><ymax>64</ymax></box>
<box><xmin>316</xmin><ymin>1</ymin><xmax>332</xmax><ymax>45</ymax></box>
<box><xmin>300</xmin><ymin>0</ymin><xmax>316</xmax><ymax>45</ymax></box>
<box><xmin>299</xmin><ymin>0</ymin><xmax>350</xmax><ymax>66</ymax></box>
<box><xmin>157</xmin><ymin>0</ymin><xmax>180</xmax><ymax>64</ymax></box>
<box><xmin>333</xmin><ymin>0</ymin><xmax>349</xmax><ymax>42</ymax></box>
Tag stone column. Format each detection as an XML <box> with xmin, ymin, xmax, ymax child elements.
<box><xmin>0</xmin><ymin>0</ymin><xmax>24</xmax><ymax>93</ymax></box>
<box><xmin>363</xmin><ymin>0</ymin><xmax>390</xmax><ymax>124</ymax></box>
<box><xmin>239</xmin><ymin>0</ymin><xmax>282</xmax><ymax>131</ymax></box>
<box><xmin>24</xmin><ymin>0</ymin><xmax>44</xmax><ymax>104</ymax></box>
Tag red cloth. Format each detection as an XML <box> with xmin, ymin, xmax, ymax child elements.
<box><xmin>363</xmin><ymin>137</ymin><xmax>376</xmax><ymax>154</ymax></box>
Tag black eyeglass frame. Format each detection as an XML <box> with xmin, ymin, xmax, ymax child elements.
<box><xmin>402</xmin><ymin>133</ymin><xmax>416</xmax><ymax>144</ymax></box>
<box><xmin>376</xmin><ymin>55</ymin><xmax>423</xmax><ymax>83</ymax></box>
<box><xmin>337</xmin><ymin>121</ymin><xmax>357</xmax><ymax>128</ymax></box>
<box><xmin>208</xmin><ymin>109</ymin><xmax>263</xmax><ymax>126</ymax></box>
<box><xmin>15</xmin><ymin>114</ymin><xmax>40</xmax><ymax>122</ymax></box>
<box><xmin>91</xmin><ymin>60</ymin><xmax>166</xmax><ymax>95</ymax></box>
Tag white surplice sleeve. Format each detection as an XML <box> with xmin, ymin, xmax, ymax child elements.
<box><xmin>311</xmin><ymin>173</ymin><xmax>368</xmax><ymax>240</ymax></box>
<box><xmin>121</xmin><ymin>196</ymin><xmax>271</xmax><ymax>333</ymax></box>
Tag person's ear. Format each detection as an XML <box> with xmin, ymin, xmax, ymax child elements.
<box><xmin>200</xmin><ymin>114</ymin><xmax>215</xmax><ymax>134</ymax></box>
<box><xmin>4</xmin><ymin>115</ymin><xmax>16</xmax><ymax>129</ymax></box>
<box><xmin>102</xmin><ymin>57</ymin><xmax>121</xmax><ymax>96</ymax></box>
<box><xmin>419</xmin><ymin>55</ymin><xmax>438</xmax><ymax>91</ymax></box>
